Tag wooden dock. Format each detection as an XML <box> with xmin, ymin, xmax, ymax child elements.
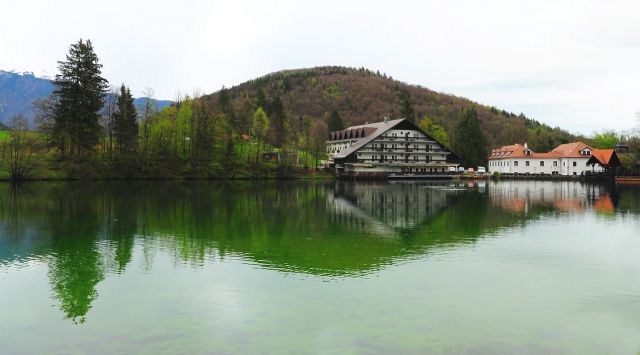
<box><xmin>615</xmin><ymin>177</ymin><xmax>640</xmax><ymax>184</ymax></box>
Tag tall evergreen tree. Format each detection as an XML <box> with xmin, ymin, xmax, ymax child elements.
<box><xmin>52</xmin><ymin>39</ymin><xmax>108</xmax><ymax>156</ymax></box>
<box><xmin>327</xmin><ymin>110</ymin><xmax>344</xmax><ymax>133</ymax></box>
<box><xmin>268</xmin><ymin>96</ymin><xmax>287</xmax><ymax>147</ymax></box>
<box><xmin>113</xmin><ymin>84</ymin><xmax>138</xmax><ymax>157</ymax></box>
<box><xmin>453</xmin><ymin>108</ymin><xmax>487</xmax><ymax>168</ymax></box>
<box><xmin>255</xmin><ymin>87</ymin><xmax>268</xmax><ymax>112</ymax></box>
<box><xmin>399</xmin><ymin>91</ymin><xmax>416</xmax><ymax>122</ymax></box>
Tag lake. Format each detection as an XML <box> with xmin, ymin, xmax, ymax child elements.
<box><xmin>0</xmin><ymin>180</ymin><xmax>639</xmax><ymax>354</ymax></box>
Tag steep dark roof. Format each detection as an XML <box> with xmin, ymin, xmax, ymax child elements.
<box><xmin>332</xmin><ymin>119</ymin><xmax>405</xmax><ymax>159</ymax></box>
<box><xmin>332</xmin><ymin>118</ymin><xmax>455</xmax><ymax>161</ymax></box>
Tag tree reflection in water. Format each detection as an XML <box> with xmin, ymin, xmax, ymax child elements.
<box><xmin>0</xmin><ymin>180</ymin><xmax>635</xmax><ymax>323</ymax></box>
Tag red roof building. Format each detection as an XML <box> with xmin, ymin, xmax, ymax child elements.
<box><xmin>488</xmin><ymin>142</ymin><xmax>606</xmax><ymax>176</ymax></box>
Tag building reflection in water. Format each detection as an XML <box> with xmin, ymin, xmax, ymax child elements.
<box><xmin>489</xmin><ymin>180</ymin><xmax>616</xmax><ymax>214</ymax></box>
<box><xmin>327</xmin><ymin>181</ymin><xmax>466</xmax><ymax>236</ymax></box>
<box><xmin>0</xmin><ymin>180</ymin><xmax>634</xmax><ymax>323</ymax></box>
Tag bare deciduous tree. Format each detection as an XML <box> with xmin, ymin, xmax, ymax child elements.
<box><xmin>1</xmin><ymin>115</ymin><xmax>37</xmax><ymax>180</ymax></box>
<box><xmin>101</xmin><ymin>86</ymin><xmax>119</xmax><ymax>158</ymax></box>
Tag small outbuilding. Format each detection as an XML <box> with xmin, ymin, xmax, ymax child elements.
<box><xmin>586</xmin><ymin>149</ymin><xmax>621</xmax><ymax>172</ymax></box>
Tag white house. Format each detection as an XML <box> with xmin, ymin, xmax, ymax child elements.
<box><xmin>326</xmin><ymin>118</ymin><xmax>458</xmax><ymax>178</ymax></box>
<box><xmin>488</xmin><ymin>142</ymin><xmax>604</xmax><ymax>176</ymax></box>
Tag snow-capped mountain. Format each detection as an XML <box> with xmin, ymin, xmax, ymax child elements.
<box><xmin>0</xmin><ymin>65</ymin><xmax>55</xmax><ymax>80</ymax></box>
<box><xmin>0</xmin><ymin>68</ymin><xmax>55</xmax><ymax>126</ymax></box>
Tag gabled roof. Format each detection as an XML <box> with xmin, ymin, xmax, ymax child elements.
<box><xmin>332</xmin><ymin>118</ymin><xmax>406</xmax><ymax>159</ymax></box>
<box><xmin>331</xmin><ymin>118</ymin><xmax>454</xmax><ymax>160</ymax></box>
<box><xmin>587</xmin><ymin>149</ymin><xmax>621</xmax><ymax>167</ymax></box>
<box><xmin>489</xmin><ymin>144</ymin><xmax>529</xmax><ymax>159</ymax></box>
<box><xmin>489</xmin><ymin>141</ymin><xmax>595</xmax><ymax>160</ymax></box>
<box><xmin>549</xmin><ymin>142</ymin><xmax>592</xmax><ymax>158</ymax></box>
<box><xmin>329</xmin><ymin>126</ymin><xmax>378</xmax><ymax>141</ymax></box>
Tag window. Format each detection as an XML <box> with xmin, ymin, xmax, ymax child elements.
<box><xmin>573</xmin><ymin>162</ymin><xmax>577</xmax><ymax>167</ymax></box>
<box><xmin>540</xmin><ymin>161</ymin><xmax>544</xmax><ymax>167</ymax></box>
<box><xmin>553</xmin><ymin>161</ymin><xmax>558</xmax><ymax>167</ymax></box>
<box><xmin>514</xmin><ymin>161</ymin><xmax>519</xmax><ymax>167</ymax></box>
<box><xmin>526</xmin><ymin>161</ymin><xmax>530</xmax><ymax>166</ymax></box>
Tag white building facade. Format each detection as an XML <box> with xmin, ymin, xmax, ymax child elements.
<box><xmin>326</xmin><ymin>118</ymin><xmax>458</xmax><ymax>178</ymax></box>
<box><xmin>488</xmin><ymin>142</ymin><xmax>603</xmax><ymax>176</ymax></box>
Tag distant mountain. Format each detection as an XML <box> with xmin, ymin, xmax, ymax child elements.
<box><xmin>204</xmin><ymin>66</ymin><xmax>582</xmax><ymax>152</ymax></box>
<box><xmin>0</xmin><ymin>70</ymin><xmax>54</xmax><ymax>126</ymax></box>
<box><xmin>0</xmin><ymin>69</ymin><xmax>172</xmax><ymax>128</ymax></box>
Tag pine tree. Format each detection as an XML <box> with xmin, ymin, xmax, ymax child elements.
<box><xmin>453</xmin><ymin>108</ymin><xmax>487</xmax><ymax>168</ymax></box>
<box><xmin>268</xmin><ymin>96</ymin><xmax>287</xmax><ymax>147</ymax></box>
<box><xmin>328</xmin><ymin>110</ymin><xmax>344</xmax><ymax>133</ymax></box>
<box><xmin>113</xmin><ymin>84</ymin><xmax>138</xmax><ymax>158</ymax></box>
<box><xmin>52</xmin><ymin>39</ymin><xmax>109</xmax><ymax>157</ymax></box>
<box><xmin>255</xmin><ymin>88</ymin><xmax>268</xmax><ymax>112</ymax></box>
<box><xmin>399</xmin><ymin>91</ymin><xmax>416</xmax><ymax>122</ymax></box>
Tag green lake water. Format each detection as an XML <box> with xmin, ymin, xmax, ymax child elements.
<box><xmin>0</xmin><ymin>180</ymin><xmax>639</xmax><ymax>354</ymax></box>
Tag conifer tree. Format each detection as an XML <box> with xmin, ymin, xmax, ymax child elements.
<box><xmin>52</xmin><ymin>39</ymin><xmax>108</xmax><ymax>156</ymax></box>
<box><xmin>113</xmin><ymin>84</ymin><xmax>138</xmax><ymax>157</ymax></box>
<box><xmin>268</xmin><ymin>96</ymin><xmax>287</xmax><ymax>147</ymax></box>
<box><xmin>453</xmin><ymin>107</ymin><xmax>487</xmax><ymax>168</ymax></box>
<box><xmin>255</xmin><ymin>88</ymin><xmax>268</xmax><ymax>112</ymax></box>
<box><xmin>328</xmin><ymin>110</ymin><xmax>344</xmax><ymax>133</ymax></box>
<box><xmin>400</xmin><ymin>91</ymin><xmax>416</xmax><ymax>122</ymax></box>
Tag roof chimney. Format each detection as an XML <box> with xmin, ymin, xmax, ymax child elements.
<box><xmin>383</xmin><ymin>116</ymin><xmax>389</xmax><ymax>123</ymax></box>
<box><xmin>524</xmin><ymin>143</ymin><xmax>528</xmax><ymax>150</ymax></box>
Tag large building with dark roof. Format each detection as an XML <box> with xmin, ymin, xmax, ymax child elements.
<box><xmin>326</xmin><ymin>118</ymin><xmax>458</xmax><ymax>178</ymax></box>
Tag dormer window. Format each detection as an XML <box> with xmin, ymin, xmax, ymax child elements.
<box><xmin>525</xmin><ymin>149</ymin><xmax>532</xmax><ymax>156</ymax></box>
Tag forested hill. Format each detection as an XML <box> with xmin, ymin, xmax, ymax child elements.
<box><xmin>204</xmin><ymin>66</ymin><xmax>580</xmax><ymax>152</ymax></box>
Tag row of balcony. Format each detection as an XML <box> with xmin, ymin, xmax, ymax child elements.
<box><xmin>358</xmin><ymin>148</ymin><xmax>450</xmax><ymax>154</ymax></box>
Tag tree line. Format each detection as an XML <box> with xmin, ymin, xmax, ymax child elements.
<box><xmin>0</xmin><ymin>39</ymin><xmax>331</xmax><ymax>180</ymax></box>
<box><xmin>1</xmin><ymin>40</ymin><xmax>639</xmax><ymax>179</ymax></box>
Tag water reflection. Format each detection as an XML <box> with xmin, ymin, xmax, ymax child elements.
<box><xmin>0</xmin><ymin>180</ymin><xmax>637</xmax><ymax>323</ymax></box>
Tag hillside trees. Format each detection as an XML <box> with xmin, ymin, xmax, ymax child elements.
<box><xmin>418</xmin><ymin>114</ymin><xmax>449</xmax><ymax>147</ymax></box>
<box><xmin>52</xmin><ymin>39</ymin><xmax>109</xmax><ymax>157</ymax></box>
<box><xmin>593</xmin><ymin>131</ymin><xmax>618</xmax><ymax>149</ymax></box>
<box><xmin>453</xmin><ymin>108</ymin><xmax>487</xmax><ymax>168</ymax></box>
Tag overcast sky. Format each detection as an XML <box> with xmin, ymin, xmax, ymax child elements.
<box><xmin>2</xmin><ymin>0</ymin><xmax>639</xmax><ymax>134</ymax></box>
